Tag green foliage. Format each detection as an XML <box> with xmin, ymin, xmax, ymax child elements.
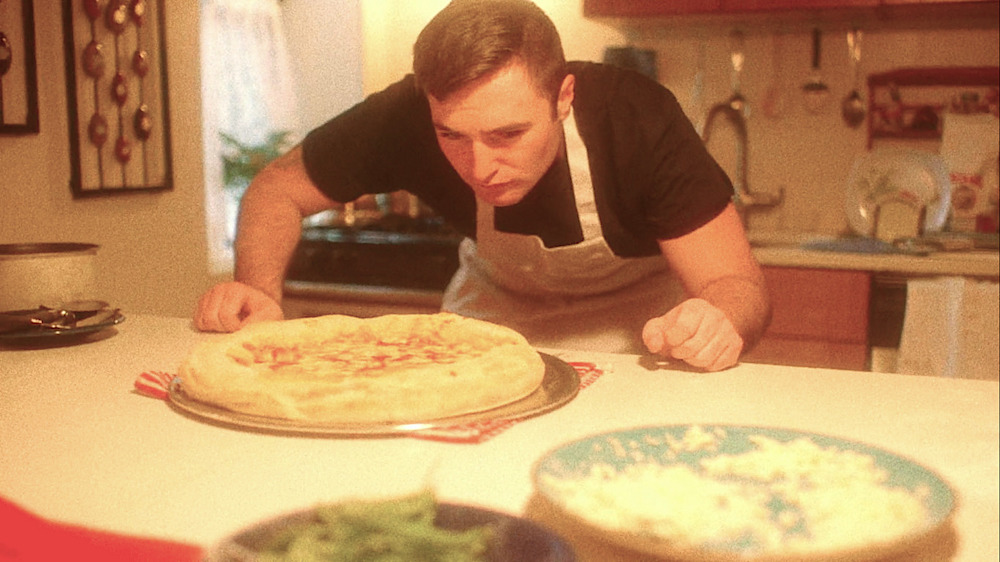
<box><xmin>220</xmin><ymin>130</ymin><xmax>294</xmax><ymax>191</ymax></box>
<box><xmin>259</xmin><ymin>491</ymin><xmax>492</xmax><ymax>561</ymax></box>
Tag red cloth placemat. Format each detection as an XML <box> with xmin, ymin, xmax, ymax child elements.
<box><xmin>0</xmin><ymin>497</ymin><xmax>201</xmax><ymax>562</ymax></box>
<box><xmin>134</xmin><ymin>362</ymin><xmax>604</xmax><ymax>444</ymax></box>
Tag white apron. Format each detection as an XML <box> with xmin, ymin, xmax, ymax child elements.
<box><xmin>441</xmin><ymin>110</ymin><xmax>684</xmax><ymax>353</ymax></box>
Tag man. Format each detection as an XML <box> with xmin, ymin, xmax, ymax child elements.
<box><xmin>195</xmin><ymin>0</ymin><xmax>771</xmax><ymax>371</ymax></box>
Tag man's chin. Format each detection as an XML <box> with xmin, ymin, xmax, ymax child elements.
<box><xmin>474</xmin><ymin>185</ymin><xmax>532</xmax><ymax>207</ymax></box>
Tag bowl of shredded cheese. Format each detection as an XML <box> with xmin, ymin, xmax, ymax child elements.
<box><xmin>532</xmin><ymin>425</ymin><xmax>956</xmax><ymax>561</ymax></box>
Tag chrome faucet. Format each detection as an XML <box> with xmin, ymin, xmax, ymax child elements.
<box><xmin>701</xmin><ymin>100</ymin><xmax>785</xmax><ymax>213</ymax></box>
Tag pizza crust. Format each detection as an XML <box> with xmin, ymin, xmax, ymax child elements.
<box><xmin>178</xmin><ymin>313</ymin><xmax>546</xmax><ymax>423</ymax></box>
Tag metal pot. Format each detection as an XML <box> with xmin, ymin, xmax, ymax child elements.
<box><xmin>0</xmin><ymin>243</ymin><xmax>99</xmax><ymax>311</ymax></box>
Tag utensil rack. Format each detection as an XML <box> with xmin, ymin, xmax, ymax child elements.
<box><xmin>866</xmin><ymin>66</ymin><xmax>999</xmax><ymax>149</ymax></box>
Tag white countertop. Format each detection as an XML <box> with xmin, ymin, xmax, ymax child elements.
<box><xmin>1</xmin><ymin>315</ymin><xmax>997</xmax><ymax>561</ymax></box>
<box><xmin>753</xmin><ymin>245</ymin><xmax>999</xmax><ymax>278</ymax></box>
<box><xmin>747</xmin><ymin>231</ymin><xmax>1000</xmax><ymax>278</ymax></box>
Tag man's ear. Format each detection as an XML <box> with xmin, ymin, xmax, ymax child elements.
<box><xmin>556</xmin><ymin>74</ymin><xmax>575</xmax><ymax>121</ymax></box>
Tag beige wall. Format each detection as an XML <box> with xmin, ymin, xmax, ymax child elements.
<box><xmin>0</xmin><ymin>2</ymin><xmax>211</xmax><ymax>318</ymax></box>
<box><xmin>633</xmin><ymin>23</ymin><xmax>999</xmax><ymax>234</ymax></box>
<box><xmin>360</xmin><ymin>0</ymin><xmax>627</xmax><ymax>93</ymax></box>
<box><xmin>283</xmin><ymin>0</ymin><xmax>365</xmax><ymax>137</ymax></box>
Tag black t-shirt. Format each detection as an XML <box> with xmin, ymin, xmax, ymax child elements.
<box><xmin>302</xmin><ymin>61</ymin><xmax>733</xmax><ymax>258</ymax></box>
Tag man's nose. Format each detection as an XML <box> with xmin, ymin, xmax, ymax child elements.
<box><xmin>470</xmin><ymin>141</ymin><xmax>499</xmax><ymax>184</ymax></box>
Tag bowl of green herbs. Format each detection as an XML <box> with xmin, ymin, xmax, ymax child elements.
<box><xmin>205</xmin><ymin>491</ymin><xmax>575</xmax><ymax>562</ymax></box>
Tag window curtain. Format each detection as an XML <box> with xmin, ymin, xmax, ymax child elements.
<box><xmin>200</xmin><ymin>0</ymin><xmax>300</xmax><ymax>274</ymax></box>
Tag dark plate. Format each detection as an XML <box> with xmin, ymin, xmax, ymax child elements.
<box><xmin>0</xmin><ymin>310</ymin><xmax>125</xmax><ymax>343</ymax></box>
<box><xmin>204</xmin><ymin>502</ymin><xmax>576</xmax><ymax>562</ymax></box>
<box><xmin>168</xmin><ymin>353</ymin><xmax>579</xmax><ymax>436</ymax></box>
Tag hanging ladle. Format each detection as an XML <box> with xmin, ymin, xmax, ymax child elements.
<box><xmin>802</xmin><ymin>27</ymin><xmax>830</xmax><ymax>114</ymax></box>
<box><xmin>0</xmin><ymin>32</ymin><xmax>12</xmax><ymax>78</ymax></box>
<box><xmin>0</xmin><ymin>32</ymin><xmax>11</xmax><ymax>123</ymax></box>
<box><xmin>841</xmin><ymin>29</ymin><xmax>866</xmax><ymax>128</ymax></box>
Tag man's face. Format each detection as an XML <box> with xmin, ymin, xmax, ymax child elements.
<box><xmin>428</xmin><ymin>61</ymin><xmax>574</xmax><ymax>207</ymax></box>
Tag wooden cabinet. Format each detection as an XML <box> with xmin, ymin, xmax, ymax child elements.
<box><xmin>583</xmin><ymin>0</ymin><xmax>720</xmax><ymax>17</ymax></box>
<box><xmin>725</xmin><ymin>0</ymin><xmax>877</xmax><ymax>8</ymax></box>
<box><xmin>741</xmin><ymin>267</ymin><xmax>872</xmax><ymax>370</ymax></box>
<box><xmin>584</xmin><ymin>0</ymin><xmax>997</xmax><ymax>18</ymax></box>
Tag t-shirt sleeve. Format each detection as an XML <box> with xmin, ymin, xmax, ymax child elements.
<box><xmin>301</xmin><ymin>76</ymin><xmax>444</xmax><ymax>202</ymax></box>
<box><xmin>571</xmin><ymin>62</ymin><xmax>734</xmax><ymax>254</ymax></box>
<box><xmin>299</xmin><ymin>76</ymin><xmax>477</xmax><ymax>235</ymax></box>
<box><xmin>641</xmin><ymin>86</ymin><xmax>733</xmax><ymax>240</ymax></box>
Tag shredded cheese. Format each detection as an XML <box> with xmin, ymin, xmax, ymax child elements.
<box><xmin>542</xmin><ymin>426</ymin><xmax>931</xmax><ymax>555</ymax></box>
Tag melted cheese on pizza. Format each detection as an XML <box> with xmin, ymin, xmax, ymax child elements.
<box><xmin>179</xmin><ymin>313</ymin><xmax>546</xmax><ymax>423</ymax></box>
<box><xmin>229</xmin><ymin>332</ymin><xmax>489</xmax><ymax>380</ymax></box>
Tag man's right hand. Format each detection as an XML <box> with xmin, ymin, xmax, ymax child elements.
<box><xmin>193</xmin><ymin>282</ymin><xmax>284</xmax><ymax>332</ymax></box>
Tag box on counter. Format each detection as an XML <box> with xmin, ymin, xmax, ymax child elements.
<box><xmin>939</xmin><ymin>112</ymin><xmax>999</xmax><ymax>233</ymax></box>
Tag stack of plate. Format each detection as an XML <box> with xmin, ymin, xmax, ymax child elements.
<box><xmin>845</xmin><ymin>148</ymin><xmax>951</xmax><ymax>242</ymax></box>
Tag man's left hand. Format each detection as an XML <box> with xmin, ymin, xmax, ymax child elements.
<box><xmin>642</xmin><ymin>298</ymin><xmax>744</xmax><ymax>372</ymax></box>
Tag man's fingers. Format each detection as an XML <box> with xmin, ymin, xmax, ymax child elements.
<box><xmin>645</xmin><ymin>299</ymin><xmax>744</xmax><ymax>371</ymax></box>
<box><xmin>192</xmin><ymin>282</ymin><xmax>266</xmax><ymax>333</ymax></box>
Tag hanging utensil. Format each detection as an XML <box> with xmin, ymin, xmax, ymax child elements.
<box><xmin>0</xmin><ymin>32</ymin><xmax>12</xmax><ymax>78</ymax></box>
<box><xmin>802</xmin><ymin>27</ymin><xmax>830</xmax><ymax>114</ymax></box>
<box><xmin>841</xmin><ymin>29</ymin><xmax>866</xmax><ymax>128</ymax></box>
<box><xmin>761</xmin><ymin>33</ymin><xmax>788</xmax><ymax>120</ymax></box>
<box><xmin>0</xmin><ymin>31</ymin><xmax>9</xmax><ymax>123</ymax></box>
<box><xmin>727</xmin><ymin>30</ymin><xmax>749</xmax><ymax>118</ymax></box>
<box><xmin>691</xmin><ymin>39</ymin><xmax>707</xmax><ymax>135</ymax></box>
<box><xmin>0</xmin><ymin>32</ymin><xmax>12</xmax><ymax>122</ymax></box>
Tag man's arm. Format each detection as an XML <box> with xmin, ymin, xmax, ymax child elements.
<box><xmin>642</xmin><ymin>202</ymin><xmax>772</xmax><ymax>370</ymax></box>
<box><xmin>194</xmin><ymin>145</ymin><xmax>338</xmax><ymax>332</ymax></box>
<box><xmin>233</xmin><ymin>145</ymin><xmax>337</xmax><ymax>301</ymax></box>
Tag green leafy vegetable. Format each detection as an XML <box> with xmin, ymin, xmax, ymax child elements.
<box><xmin>258</xmin><ymin>491</ymin><xmax>492</xmax><ymax>561</ymax></box>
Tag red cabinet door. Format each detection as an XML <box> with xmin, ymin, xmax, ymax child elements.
<box><xmin>742</xmin><ymin>267</ymin><xmax>872</xmax><ymax>370</ymax></box>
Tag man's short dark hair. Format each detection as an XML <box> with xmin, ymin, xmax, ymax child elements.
<box><xmin>412</xmin><ymin>0</ymin><xmax>567</xmax><ymax>105</ymax></box>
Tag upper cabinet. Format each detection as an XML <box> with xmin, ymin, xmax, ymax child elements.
<box><xmin>582</xmin><ymin>0</ymin><xmax>722</xmax><ymax>17</ymax></box>
<box><xmin>725</xmin><ymin>0</ymin><xmax>878</xmax><ymax>8</ymax></box>
<box><xmin>583</xmin><ymin>0</ymin><xmax>998</xmax><ymax>20</ymax></box>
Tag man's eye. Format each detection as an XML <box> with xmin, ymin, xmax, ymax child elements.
<box><xmin>437</xmin><ymin>130</ymin><xmax>463</xmax><ymax>141</ymax></box>
<box><xmin>487</xmin><ymin>130</ymin><xmax>525</xmax><ymax>145</ymax></box>
<box><xmin>497</xmin><ymin>129</ymin><xmax>525</xmax><ymax>140</ymax></box>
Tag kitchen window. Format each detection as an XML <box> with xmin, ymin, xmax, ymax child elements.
<box><xmin>199</xmin><ymin>0</ymin><xmax>301</xmax><ymax>274</ymax></box>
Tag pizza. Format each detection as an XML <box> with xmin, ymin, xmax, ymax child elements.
<box><xmin>177</xmin><ymin>312</ymin><xmax>546</xmax><ymax>423</ymax></box>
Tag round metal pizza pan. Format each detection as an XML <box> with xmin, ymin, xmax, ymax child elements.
<box><xmin>167</xmin><ymin>352</ymin><xmax>579</xmax><ymax>436</ymax></box>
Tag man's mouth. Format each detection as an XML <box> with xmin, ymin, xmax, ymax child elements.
<box><xmin>478</xmin><ymin>180</ymin><xmax>517</xmax><ymax>192</ymax></box>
